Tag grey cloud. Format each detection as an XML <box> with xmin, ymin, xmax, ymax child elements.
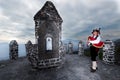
<box><xmin>59</xmin><ymin>0</ymin><xmax>120</xmax><ymax>41</ymax></box>
<box><xmin>0</xmin><ymin>0</ymin><xmax>120</xmax><ymax>43</ymax></box>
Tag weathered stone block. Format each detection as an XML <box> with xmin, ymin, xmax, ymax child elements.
<box><xmin>9</xmin><ymin>40</ymin><xmax>18</xmax><ymax>60</ymax></box>
<box><xmin>25</xmin><ymin>41</ymin><xmax>38</xmax><ymax>68</ymax></box>
<box><xmin>78</xmin><ymin>41</ymin><xmax>84</xmax><ymax>56</ymax></box>
<box><xmin>103</xmin><ymin>40</ymin><xmax>115</xmax><ymax>64</ymax></box>
<box><xmin>68</xmin><ymin>42</ymin><xmax>73</xmax><ymax>54</ymax></box>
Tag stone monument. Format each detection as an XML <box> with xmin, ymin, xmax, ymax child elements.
<box><xmin>25</xmin><ymin>41</ymin><xmax>38</xmax><ymax>68</ymax></box>
<box><xmin>78</xmin><ymin>41</ymin><xmax>84</xmax><ymax>56</ymax></box>
<box><xmin>26</xmin><ymin>1</ymin><xmax>64</xmax><ymax>68</ymax></box>
<box><xmin>9</xmin><ymin>40</ymin><xmax>18</xmax><ymax>60</ymax></box>
<box><xmin>103</xmin><ymin>40</ymin><xmax>115</xmax><ymax>64</ymax></box>
<box><xmin>68</xmin><ymin>41</ymin><xmax>73</xmax><ymax>54</ymax></box>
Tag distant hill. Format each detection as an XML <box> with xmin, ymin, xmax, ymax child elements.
<box><xmin>114</xmin><ymin>39</ymin><xmax>120</xmax><ymax>65</ymax></box>
<box><xmin>114</xmin><ymin>38</ymin><xmax>120</xmax><ymax>44</ymax></box>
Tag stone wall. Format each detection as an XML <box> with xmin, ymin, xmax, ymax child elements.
<box><xmin>25</xmin><ymin>40</ymin><xmax>66</xmax><ymax>69</ymax></box>
<box><xmin>25</xmin><ymin>41</ymin><xmax>38</xmax><ymax>68</ymax></box>
<box><xmin>103</xmin><ymin>40</ymin><xmax>115</xmax><ymax>64</ymax></box>
<box><xmin>37</xmin><ymin>42</ymin><xmax>65</xmax><ymax>69</ymax></box>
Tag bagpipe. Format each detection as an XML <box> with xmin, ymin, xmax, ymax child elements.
<box><xmin>88</xmin><ymin>28</ymin><xmax>104</xmax><ymax>48</ymax></box>
<box><xmin>88</xmin><ymin>36</ymin><xmax>104</xmax><ymax>48</ymax></box>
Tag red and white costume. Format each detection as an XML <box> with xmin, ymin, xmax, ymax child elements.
<box><xmin>88</xmin><ymin>35</ymin><xmax>104</xmax><ymax>48</ymax></box>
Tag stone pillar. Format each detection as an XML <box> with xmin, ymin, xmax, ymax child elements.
<box><xmin>103</xmin><ymin>40</ymin><xmax>115</xmax><ymax>64</ymax></box>
<box><xmin>114</xmin><ymin>39</ymin><xmax>120</xmax><ymax>65</ymax></box>
<box><xmin>9</xmin><ymin>40</ymin><xmax>18</xmax><ymax>60</ymax></box>
<box><xmin>59</xmin><ymin>42</ymin><xmax>66</xmax><ymax>65</ymax></box>
<box><xmin>68</xmin><ymin>42</ymin><xmax>73</xmax><ymax>54</ymax></box>
<box><xmin>25</xmin><ymin>41</ymin><xmax>38</xmax><ymax>68</ymax></box>
<box><xmin>78</xmin><ymin>41</ymin><xmax>84</xmax><ymax>56</ymax></box>
<box><xmin>64</xmin><ymin>44</ymin><xmax>68</xmax><ymax>54</ymax></box>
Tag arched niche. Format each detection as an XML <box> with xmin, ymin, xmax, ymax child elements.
<box><xmin>46</xmin><ymin>37</ymin><xmax>52</xmax><ymax>50</ymax></box>
<box><xmin>79</xmin><ymin>43</ymin><xmax>82</xmax><ymax>47</ymax></box>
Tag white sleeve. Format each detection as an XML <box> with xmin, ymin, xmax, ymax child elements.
<box><xmin>89</xmin><ymin>36</ymin><xmax>101</xmax><ymax>44</ymax></box>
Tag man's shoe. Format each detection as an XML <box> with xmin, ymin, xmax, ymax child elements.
<box><xmin>90</xmin><ymin>67</ymin><xmax>96</xmax><ymax>72</ymax></box>
<box><xmin>96</xmin><ymin>67</ymin><xmax>98</xmax><ymax>70</ymax></box>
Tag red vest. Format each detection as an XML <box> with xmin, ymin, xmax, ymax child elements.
<box><xmin>88</xmin><ymin>36</ymin><xmax>104</xmax><ymax>48</ymax></box>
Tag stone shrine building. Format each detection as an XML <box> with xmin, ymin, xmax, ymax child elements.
<box><xmin>103</xmin><ymin>40</ymin><xmax>115</xmax><ymax>64</ymax></box>
<box><xmin>26</xmin><ymin>1</ymin><xmax>64</xmax><ymax>68</ymax></box>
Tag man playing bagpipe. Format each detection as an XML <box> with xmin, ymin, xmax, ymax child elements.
<box><xmin>87</xmin><ymin>28</ymin><xmax>104</xmax><ymax>72</ymax></box>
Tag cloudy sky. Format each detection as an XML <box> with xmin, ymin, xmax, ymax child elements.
<box><xmin>0</xmin><ymin>0</ymin><xmax>120</xmax><ymax>44</ymax></box>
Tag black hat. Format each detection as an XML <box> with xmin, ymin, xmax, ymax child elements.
<box><xmin>92</xmin><ymin>28</ymin><xmax>101</xmax><ymax>34</ymax></box>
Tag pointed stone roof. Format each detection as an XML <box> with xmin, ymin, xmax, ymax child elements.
<box><xmin>9</xmin><ymin>40</ymin><xmax>18</xmax><ymax>45</ymax></box>
<box><xmin>34</xmin><ymin>1</ymin><xmax>63</xmax><ymax>22</ymax></box>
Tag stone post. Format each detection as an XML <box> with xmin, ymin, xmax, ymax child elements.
<box><xmin>25</xmin><ymin>41</ymin><xmax>38</xmax><ymax>68</ymax></box>
<box><xmin>78</xmin><ymin>41</ymin><xmax>84</xmax><ymax>56</ymax></box>
<box><xmin>9</xmin><ymin>40</ymin><xmax>18</xmax><ymax>60</ymax></box>
<box><xmin>68</xmin><ymin>42</ymin><xmax>73</xmax><ymax>54</ymax></box>
<box><xmin>103</xmin><ymin>40</ymin><xmax>115</xmax><ymax>64</ymax></box>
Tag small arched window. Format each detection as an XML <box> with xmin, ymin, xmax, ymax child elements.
<box><xmin>46</xmin><ymin>37</ymin><xmax>52</xmax><ymax>50</ymax></box>
<box><xmin>79</xmin><ymin>43</ymin><xmax>82</xmax><ymax>47</ymax></box>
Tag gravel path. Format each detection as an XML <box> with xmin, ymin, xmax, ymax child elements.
<box><xmin>0</xmin><ymin>54</ymin><xmax>120</xmax><ymax>80</ymax></box>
